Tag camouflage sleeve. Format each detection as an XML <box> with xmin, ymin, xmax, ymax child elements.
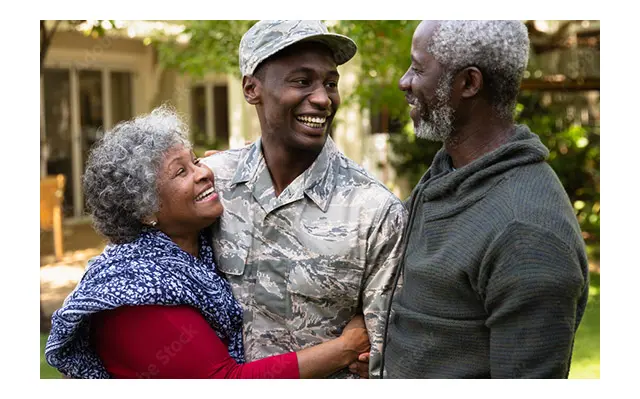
<box><xmin>361</xmin><ymin>198</ymin><xmax>408</xmax><ymax>378</ymax></box>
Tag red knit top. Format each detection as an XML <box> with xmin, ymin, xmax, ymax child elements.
<box><xmin>91</xmin><ymin>305</ymin><xmax>299</xmax><ymax>379</ymax></box>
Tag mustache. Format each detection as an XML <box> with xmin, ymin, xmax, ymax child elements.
<box><xmin>405</xmin><ymin>95</ymin><xmax>419</xmax><ymax>106</ymax></box>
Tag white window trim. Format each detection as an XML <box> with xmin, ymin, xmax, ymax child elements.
<box><xmin>69</xmin><ymin>67</ymin><xmax>83</xmax><ymax>218</ymax></box>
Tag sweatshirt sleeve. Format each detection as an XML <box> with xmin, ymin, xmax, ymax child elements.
<box><xmin>481</xmin><ymin>221</ymin><xmax>586</xmax><ymax>378</ymax></box>
<box><xmin>92</xmin><ymin>305</ymin><xmax>299</xmax><ymax>379</ymax></box>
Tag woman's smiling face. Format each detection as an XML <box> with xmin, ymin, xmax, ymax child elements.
<box><xmin>154</xmin><ymin>145</ymin><xmax>223</xmax><ymax>234</ymax></box>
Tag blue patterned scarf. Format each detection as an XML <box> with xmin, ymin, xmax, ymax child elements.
<box><xmin>45</xmin><ymin>228</ymin><xmax>245</xmax><ymax>378</ymax></box>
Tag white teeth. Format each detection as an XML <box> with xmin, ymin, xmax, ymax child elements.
<box><xmin>297</xmin><ymin>115</ymin><xmax>326</xmax><ymax>124</ymax></box>
<box><xmin>195</xmin><ymin>187</ymin><xmax>214</xmax><ymax>201</ymax></box>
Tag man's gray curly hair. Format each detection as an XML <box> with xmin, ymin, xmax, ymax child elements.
<box><xmin>427</xmin><ymin>20</ymin><xmax>530</xmax><ymax>120</ymax></box>
<box><xmin>83</xmin><ymin>105</ymin><xmax>192</xmax><ymax>244</ymax></box>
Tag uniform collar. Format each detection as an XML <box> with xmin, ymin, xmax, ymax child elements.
<box><xmin>230</xmin><ymin>136</ymin><xmax>339</xmax><ymax>212</ymax></box>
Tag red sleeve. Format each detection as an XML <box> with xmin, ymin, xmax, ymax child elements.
<box><xmin>91</xmin><ymin>305</ymin><xmax>299</xmax><ymax>379</ymax></box>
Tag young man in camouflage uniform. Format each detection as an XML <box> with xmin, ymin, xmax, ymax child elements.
<box><xmin>201</xmin><ymin>20</ymin><xmax>407</xmax><ymax>378</ymax></box>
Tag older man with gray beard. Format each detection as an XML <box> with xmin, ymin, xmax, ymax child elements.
<box><xmin>379</xmin><ymin>20</ymin><xmax>589</xmax><ymax>378</ymax></box>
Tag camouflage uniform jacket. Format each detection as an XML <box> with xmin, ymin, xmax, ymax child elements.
<box><xmin>201</xmin><ymin>136</ymin><xmax>407</xmax><ymax>378</ymax></box>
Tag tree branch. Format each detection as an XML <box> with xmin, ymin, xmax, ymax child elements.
<box><xmin>525</xmin><ymin>20</ymin><xmax>585</xmax><ymax>54</ymax></box>
<box><xmin>40</xmin><ymin>20</ymin><xmax>61</xmax><ymax>73</ymax></box>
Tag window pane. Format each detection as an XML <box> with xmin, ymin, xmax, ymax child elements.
<box><xmin>111</xmin><ymin>71</ymin><xmax>133</xmax><ymax>126</ymax></box>
<box><xmin>78</xmin><ymin>70</ymin><xmax>103</xmax><ymax>161</ymax></box>
<box><xmin>43</xmin><ymin>68</ymin><xmax>74</xmax><ymax>216</ymax></box>
<box><xmin>78</xmin><ymin>70</ymin><xmax>103</xmax><ymax>216</ymax></box>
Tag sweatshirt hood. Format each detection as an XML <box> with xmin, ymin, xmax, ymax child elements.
<box><xmin>408</xmin><ymin>124</ymin><xmax>549</xmax><ymax>221</ymax></box>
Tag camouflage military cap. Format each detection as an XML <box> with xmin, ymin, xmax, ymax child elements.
<box><xmin>239</xmin><ymin>20</ymin><xmax>358</xmax><ymax>77</ymax></box>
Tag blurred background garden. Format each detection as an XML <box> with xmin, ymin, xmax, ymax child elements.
<box><xmin>39</xmin><ymin>20</ymin><xmax>599</xmax><ymax>378</ymax></box>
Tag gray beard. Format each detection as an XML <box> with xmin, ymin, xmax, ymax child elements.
<box><xmin>414</xmin><ymin>71</ymin><xmax>455</xmax><ymax>142</ymax></box>
<box><xmin>415</xmin><ymin>103</ymin><xmax>455</xmax><ymax>142</ymax></box>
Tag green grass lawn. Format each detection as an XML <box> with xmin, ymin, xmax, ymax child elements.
<box><xmin>40</xmin><ymin>272</ymin><xmax>600</xmax><ymax>379</ymax></box>
<box><xmin>40</xmin><ymin>333</ymin><xmax>61</xmax><ymax>379</ymax></box>
<box><xmin>568</xmin><ymin>272</ymin><xmax>600</xmax><ymax>379</ymax></box>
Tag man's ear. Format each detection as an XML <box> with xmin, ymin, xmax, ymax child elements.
<box><xmin>458</xmin><ymin>66</ymin><xmax>483</xmax><ymax>99</ymax></box>
<box><xmin>243</xmin><ymin>75</ymin><xmax>261</xmax><ymax>105</ymax></box>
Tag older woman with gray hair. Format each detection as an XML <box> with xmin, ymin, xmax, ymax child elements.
<box><xmin>45</xmin><ymin>105</ymin><xmax>370</xmax><ymax>379</ymax></box>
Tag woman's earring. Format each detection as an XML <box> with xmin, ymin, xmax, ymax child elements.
<box><xmin>149</xmin><ymin>220</ymin><xmax>157</xmax><ymax>227</ymax></box>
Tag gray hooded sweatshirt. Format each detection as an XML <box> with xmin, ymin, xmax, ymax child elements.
<box><xmin>382</xmin><ymin>125</ymin><xmax>589</xmax><ymax>378</ymax></box>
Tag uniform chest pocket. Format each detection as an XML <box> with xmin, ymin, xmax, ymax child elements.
<box><xmin>214</xmin><ymin>252</ymin><xmax>247</xmax><ymax>277</ymax></box>
<box><xmin>287</xmin><ymin>256</ymin><xmax>362</xmax><ymax>301</ymax></box>
<box><xmin>211</xmin><ymin>221</ymin><xmax>250</xmax><ymax>278</ymax></box>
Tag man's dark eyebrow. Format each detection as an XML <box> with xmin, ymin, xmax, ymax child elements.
<box><xmin>286</xmin><ymin>67</ymin><xmax>340</xmax><ymax>78</ymax></box>
<box><xmin>285</xmin><ymin>67</ymin><xmax>313</xmax><ymax>76</ymax></box>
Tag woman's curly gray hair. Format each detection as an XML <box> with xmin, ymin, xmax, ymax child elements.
<box><xmin>83</xmin><ymin>105</ymin><xmax>192</xmax><ymax>243</ymax></box>
<box><xmin>427</xmin><ymin>20</ymin><xmax>530</xmax><ymax>120</ymax></box>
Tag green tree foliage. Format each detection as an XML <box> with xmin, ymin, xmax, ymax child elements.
<box><xmin>515</xmin><ymin>92</ymin><xmax>600</xmax><ymax>255</ymax></box>
<box><xmin>330</xmin><ymin>21</ymin><xmax>419</xmax><ymax>116</ymax></box>
<box><xmin>157</xmin><ymin>20</ymin><xmax>417</xmax><ymax>113</ymax></box>
<box><xmin>157</xmin><ymin>20</ymin><xmax>257</xmax><ymax>77</ymax></box>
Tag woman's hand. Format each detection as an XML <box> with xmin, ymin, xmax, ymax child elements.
<box><xmin>340</xmin><ymin>314</ymin><xmax>370</xmax><ymax>361</ymax></box>
<box><xmin>339</xmin><ymin>314</ymin><xmax>371</xmax><ymax>378</ymax></box>
<box><xmin>340</xmin><ymin>326</ymin><xmax>370</xmax><ymax>355</ymax></box>
<box><xmin>295</xmin><ymin>314</ymin><xmax>371</xmax><ymax>379</ymax></box>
